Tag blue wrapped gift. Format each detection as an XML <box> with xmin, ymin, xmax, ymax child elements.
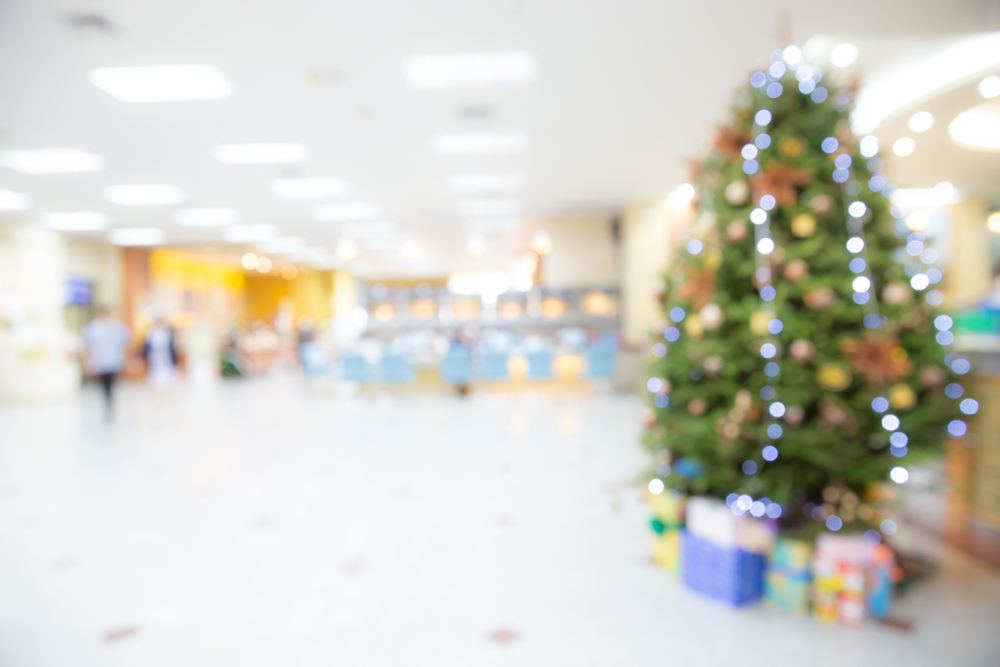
<box><xmin>680</xmin><ymin>530</ymin><xmax>765</xmax><ymax>606</ymax></box>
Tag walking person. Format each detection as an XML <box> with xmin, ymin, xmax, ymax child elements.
<box><xmin>82</xmin><ymin>307</ymin><xmax>131</xmax><ymax>421</ymax></box>
<box><xmin>144</xmin><ymin>316</ymin><xmax>179</xmax><ymax>410</ymax></box>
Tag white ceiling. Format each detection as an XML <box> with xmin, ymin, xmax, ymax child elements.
<box><xmin>0</xmin><ymin>0</ymin><xmax>997</xmax><ymax>276</ymax></box>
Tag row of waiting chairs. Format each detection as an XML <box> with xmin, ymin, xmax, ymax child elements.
<box><xmin>331</xmin><ymin>344</ymin><xmax>615</xmax><ymax>384</ymax></box>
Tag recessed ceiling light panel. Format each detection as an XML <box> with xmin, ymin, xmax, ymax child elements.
<box><xmin>433</xmin><ymin>132</ymin><xmax>529</xmax><ymax>155</ymax></box>
<box><xmin>0</xmin><ymin>148</ymin><xmax>104</xmax><ymax>174</ymax></box>
<box><xmin>42</xmin><ymin>211</ymin><xmax>108</xmax><ymax>231</ymax></box>
<box><xmin>223</xmin><ymin>225</ymin><xmax>278</xmax><ymax>243</ymax></box>
<box><xmin>402</xmin><ymin>51</ymin><xmax>536</xmax><ymax>89</ymax></box>
<box><xmin>104</xmin><ymin>184</ymin><xmax>185</xmax><ymax>206</ymax></box>
<box><xmin>174</xmin><ymin>208</ymin><xmax>240</xmax><ymax>227</ymax></box>
<box><xmin>830</xmin><ymin>43</ymin><xmax>858</xmax><ymax>68</ymax></box>
<box><xmin>89</xmin><ymin>65</ymin><xmax>235</xmax><ymax>103</ymax></box>
<box><xmin>949</xmin><ymin>100</ymin><xmax>1000</xmax><ymax>151</ymax></box>
<box><xmin>908</xmin><ymin>111</ymin><xmax>934</xmax><ymax>133</ymax></box>
<box><xmin>108</xmin><ymin>227</ymin><xmax>165</xmax><ymax>246</ymax></box>
<box><xmin>450</xmin><ymin>172</ymin><xmax>525</xmax><ymax>192</ymax></box>
<box><xmin>0</xmin><ymin>189</ymin><xmax>31</xmax><ymax>211</ymax></box>
<box><xmin>313</xmin><ymin>202</ymin><xmax>381</xmax><ymax>221</ymax></box>
<box><xmin>459</xmin><ymin>199</ymin><xmax>522</xmax><ymax>217</ymax></box>
<box><xmin>271</xmin><ymin>178</ymin><xmax>348</xmax><ymax>198</ymax></box>
<box><xmin>212</xmin><ymin>143</ymin><xmax>308</xmax><ymax>164</ymax></box>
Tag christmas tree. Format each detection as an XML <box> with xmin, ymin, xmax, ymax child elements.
<box><xmin>645</xmin><ymin>46</ymin><xmax>972</xmax><ymax>527</ymax></box>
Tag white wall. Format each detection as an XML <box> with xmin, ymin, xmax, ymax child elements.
<box><xmin>542</xmin><ymin>215</ymin><xmax>617</xmax><ymax>289</ymax></box>
<box><xmin>0</xmin><ymin>222</ymin><xmax>79</xmax><ymax>400</ymax></box>
<box><xmin>65</xmin><ymin>240</ymin><xmax>123</xmax><ymax>310</ymax></box>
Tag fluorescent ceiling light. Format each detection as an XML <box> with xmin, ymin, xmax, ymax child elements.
<box><xmin>402</xmin><ymin>51</ymin><xmax>536</xmax><ymax>89</ymax></box>
<box><xmin>222</xmin><ymin>224</ymin><xmax>278</xmax><ymax>243</ymax></box>
<box><xmin>459</xmin><ymin>199</ymin><xmax>522</xmax><ymax>217</ymax></box>
<box><xmin>468</xmin><ymin>217</ymin><xmax>521</xmax><ymax>233</ymax></box>
<box><xmin>450</xmin><ymin>172</ymin><xmax>525</xmax><ymax>192</ymax></box>
<box><xmin>257</xmin><ymin>237</ymin><xmax>307</xmax><ymax>254</ymax></box>
<box><xmin>108</xmin><ymin>227</ymin><xmax>165</xmax><ymax>246</ymax></box>
<box><xmin>908</xmin><ymin>111</ymin><xmax>934</xmax><ymax>133</ymax></box>
<box><xmin>104</xmin><ymin>184</ymin><xmax>185</xmax><ymax>206</ymax></box>
<box><xmin>0</xmin><ymin>148</ymin><xmax>104</xmax><ymax>174</ymax></box>
<box><xmin>212</xmin><ymin>143</ymin><xmax>307</xmax><ymax>164</ymax></box>
<box><xmin>313</xmin><ymin>202</ymin><xmax>380</xmax><ymax>222</ymax></box>
<box><xmin>893</xmin><ymin>137</ymin><xmax>916</xmax><ymax>156</ymax></box>
<box><xmin>174</xmin><ymin>208</ymin><xmax>240</xmax><ymax>227</ymax></box>
<box><xmin>433</xmin><ymin>132</ymin><xmax>529</xmax><ymax>155</ymax></box>
<box><xmin>42</xmin><ymin>211</ymin><xmax>108</xmax><ymax>231</ymax></box>
<box><xmin>89</xmin><ymin>65</ymin><xmax>235</xmax><ymax>103</ymax></box>
<box><xmin>890</xmin><ymin>183</ymin><xmax>964</xmax><ymax>207</ymax></box>
<box><xmin>342</xmin><ymin>221</ymin><xmax>396</xmax><ymax>238</ymax></box>
<box><xmin>949</xmin><ymin>100</ymin><xmax>1000</xmax><ymax>151</ymax></box>
<box><xmin>980</xmin><ymin>75</ymin><xmax>1000</xmax><ymax>99</ymax></box>
<box><xmin>271</xmin><ymin>178</ymin><xmax>348</xmax><ymax>198</ymax></box>
<box><xmin>0</xmin><ymin>189</ymin><xmax>31</xmax><ymax>211</ymax></box>
<box><xmin>830</xmin><ymin>43</ymin><xmax>858</xmax><ymax>67</ymax></box>
<box><xmin>851</xmin><ymin>32</ymin><xmax>1000</xmax><ymax>134</ymax></box>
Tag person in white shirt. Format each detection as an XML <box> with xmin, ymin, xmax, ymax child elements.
<box><xmin>143</xmin><ymin>317</ymin><xmax>178</xmax><ymax>408</ymax></box>
<box><xmin>82</xmin><ymin>307</ymin><xmax>131</xmax><ymax>420</ymax></box>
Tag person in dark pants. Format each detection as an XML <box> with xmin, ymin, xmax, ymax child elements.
<box><xmin>82</xmin><ymin>307</ymin><xmax>131</xmax><ymax>420</ymax></box>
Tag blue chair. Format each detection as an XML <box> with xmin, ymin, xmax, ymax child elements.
<box><xmin>341</xmin><ymin>353</ymin><xmax>370</xmax><ymax>383</ymax></box>
<box><xmin>587</xmin><ymin>346</ymin><xmax>616</xmax><ymax>379</ymax></box>
<box><xmin>480</xmin><ymin>351</ymin><xmax>509</xmax><ymax>380</ymax></box>
<box><xmin>441</xmin><ymin>343</ymin><xmax>473</xmax><ymax>385</ymax></box>
<box><xmin>527</xmin><ymin>351</ymin><xmax>552</xmax><ymax>380</ymax></box>
<box><xmin>300</xmin><ymin>342</ymin><xmax>331</xmax><ymax>376</ymax></box>
<box><xmin>380</xmin><ymin>353</ymin><xmax>413</xmax><ymax>384</ymax></box>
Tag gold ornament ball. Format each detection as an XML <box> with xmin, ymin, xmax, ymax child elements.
<box><xmin>725</xmin><ymin>220</ymin><xmax>749</xmax><ymax>243</ymax></box>
<box><xmin>920</xmin><ymin>365</ymin><xmax>946</xmax><ymax>389</ymax></box>
<box><xmin>811</xmin><ymin>194</ymin><xmax>834</xmax><ymax>215</ymax></box>
<box><xmin>684</xmin><ymin>313</ymin><xmax>705</xmax><ymax>338</ymax></box>
<box><xmin>704</xmin><ymin>249</ymin><xmax>724</xmax><ymax>270</ymax></box>
<box><xmin>804</xmin><ymin>286</ymin><xmax>836</xmax><ymax>310</ymax></box>
<box><xmin>704</xmin><ymin>355</ymin><xmax>724</xmax><ymax>376</ymax></box>
<box><xmin>789</xmin><ymin>339</ymin><xmax>815</xmax><ymax>363</ymax></box>
<box><xmin>778</xmin><ymin>136</ymin><xmax>808</xmax><ymax>158</ymax></box>
<box><xmin>882</xmin><ymin>281</ymin><xmax>913</xmax><ymax>305</ymax></box>
<box><xmin>699</xmin><ymin>303</ymin><xmax>724</xmax><ymax>330</ymax></box>
<box><xmin>750</xmin><ymin>310</ymin><xmax>773</xmax><ymax>336</ymax></box>
<box><xmin>889</xmin><ymin>383</ymin><xmax>917</xmax><ymax>410</ymax></box>
<box><xmin>791</xmin><ymin>213</ymin><xmax>817</xmax><ymax>237</ymax></box>
<box><xmin>817</xmin><ymin>363</ymin><xmax>852</xmax><ymax>391</ymax></box>
<box><xmin>735</xmin><ymin>389</ymin><xmax>752</xmax><ymax>410</ymax></box>
<box><xmin>688</xmin><ymin>398</ymin><xmax>708</xmax><ymax>416</ymax></box>
<box><xmin>784</xmin><ymin>405</ymin><xmax>805</xmax><ymax>425</ymax></box>
<box><xmin>725</xmin><ymin>180</ymin><xmax>749</xmax><ymax>205</ymax></box>
<box><xmin>783</xmin><ymin>258</ymin><xmax>809</xmax><ymax>282</ymax></box>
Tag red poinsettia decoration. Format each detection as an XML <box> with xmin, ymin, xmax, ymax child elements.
<box><xmin>714</xmin><ymin>126</ymin><xmax>751</xmax><ymax>161</ymax></box>
<box><xmin>750</xmin><ymin>164</ymin><xmax>815</xmax><ymax>207</ymax></box>
<box><xmin>840</xmin><ymin>335</ymin><xmax>913</xmax><ymax>387</ymax></box>
<box><xmin>678</xmin><ymin>267</ymin><xmax>716</xmax><ymax>310</ymax></box>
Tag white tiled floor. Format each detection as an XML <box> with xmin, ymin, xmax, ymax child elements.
<box><xmin>1</xmin><ymin>376</ymin><xmax>999</xmax><ymax>666</ymax></box>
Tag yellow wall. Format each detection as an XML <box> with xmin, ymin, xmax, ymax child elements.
<box><xmin>244</xmin><ymin>269</ymin><xmax>334</xmax><ymax>323</ymax></box>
